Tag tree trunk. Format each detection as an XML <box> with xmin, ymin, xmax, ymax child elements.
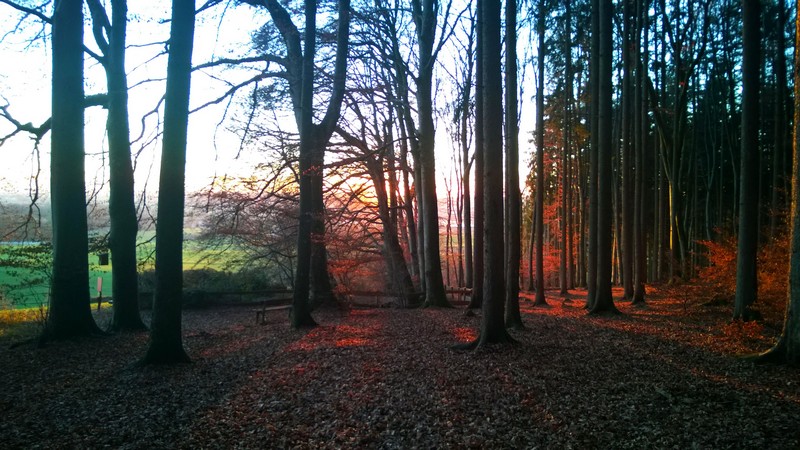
<box><xmin>399</xmin><ymin>122</ymin><xmax>421</xmax><ymax>285</ymax></box>
<box><xmin>370</xmin><ymin>158</ymin><xmax>417</xmax><ymax>306</ymax></box>
<box><xmin>586</xmin><ymin>0</ymin><xmax>600</xmax><ymax>310</ymax></box>
<box><xmin>290</xmin><ymin>0</ymin><xmax>321</xmax><ymax>328</ymax></box>
<box><xmin>44</xmin><ymin>0</ymin><xmax>102</xmax><ymax>341</ymax></box>
<box><xmin>461</xmin><ymin>16</ymin><xmax>475</xmax><ymax>291</ymax></box>
<box><xmin>470</xmin><ymin>0</ymin><xmax>485</xmax><ymax>309</ymax></box>
<box><xmin>733</xmin><ymin>0</ymin><xmax>761</xmax><ymax>321</ymax></box>
<box><xmin>411</xmin><ymin>0</ymin><xmax>450</xmax><ymax>308</ymax></box>
<box><xmin>770</xmin><ymin>0</ymin><xmax>788</xmax><ymax>239</ymax></box>
<box><xmin>105</xmin><ymin>0</ymin><xmax>146</xmax><ymax>332</ymax></box>
<box><xmin>533</xmin><ymin>0</ymin><xmax>548</xmax><ymax>307</ymax></box>
<box><xmin>140</xmin><ymin>0</ymin><xmax>195</xmax><ymax>364</ymax></box>
<box><xmin>470</xmin><ymin>0</ymin><xmax>514</xmax><ymax>348</ymax></box>
<box><xmin>631</xmin><ymin>0</ymin><xmax>647</xmax><ymax>305</ymax></box>
<box><xmin>589</xmin><ymin>0</ymin><xmax>620</xmax><ymax>315</ymax></box>
<box><xmin>621</xmin><ymin>0</ymin><xmax>635</xmax><ymax>301</ymax></box>
<box><xmin>255</xmin><ymin>0</ymin><xmax>350</xmax><ymax>326</ymax></box>
<box><xmin>505</xmin><ymin>0</ymin><xmax>523</xmax><ymax>330</ymax></box>
<box><xmin>561</xmin><ymin>0</ymin><xmax>575</xmax><ymax>295</ymax></box>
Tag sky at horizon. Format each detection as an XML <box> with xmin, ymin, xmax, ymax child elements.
<box><xmin>0</xmin><ymin>1</ymin><xmax>536</xmax><ymax>211</ymax></box>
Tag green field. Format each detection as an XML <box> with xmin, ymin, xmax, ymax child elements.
<box><xmin>0</xmin><ymin>236</ymin><xmax>245</xmax><ymax>309</ymax></box>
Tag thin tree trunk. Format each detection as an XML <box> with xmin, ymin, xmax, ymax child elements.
<box><xmin>621</xmin><ymin>0</ymin><xmax>635</xmax><ymax>301</ymax></box>
<box><xmin>631</xmin><ymin>0</ymin><xmax>647</xmax><ymax>305</ymax></box>
<box><xmin>770</xmin><ymin>0</ymin><xmax>788</xmax><ymax>239</ymax></box>
<box><xmin>505</xmin><ymin>0</ymin><xmax>523</xmax><ymax>329</ymax></box>
<box><xmin>587</xmin><ymin>0</ymin><xmax>600</xmax><ymax>309</ymax></box>
<box><xmin>533</xmin><ymin>0</ymin><xmax>547</xmax><ymax>307</ymax></box>
<box><xmin>470</xmin><ymin>0</ymin><xmax>485</xmax><ymax>309</ymax></box>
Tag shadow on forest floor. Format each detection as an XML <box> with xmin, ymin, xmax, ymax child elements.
<box><xmin>1</xmin><ymin>289</ymin><xmax>799</xmax><ymax>448</ymax></box>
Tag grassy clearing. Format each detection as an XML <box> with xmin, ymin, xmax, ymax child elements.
<box><xmin>1</xmin><ymin>234</ymin><xmax>247</xmax><ymax>309</ymax></box>
<box><xmin>0</xmin><ymin>303</ymin><xmax>115</xmax><ymax>344</ymax></box>
<box><xmin>0</xmin><ymin>304</ymin><xmax>47</xmax><ymax>341</ymax></box>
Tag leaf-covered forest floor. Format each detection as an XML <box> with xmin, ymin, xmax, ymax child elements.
<box><xmin>2</xmin><ymin>287</ymin><xmax>800</xmax><ymax>449</ymax></box>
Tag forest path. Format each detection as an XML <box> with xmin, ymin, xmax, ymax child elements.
<box><xmin>1</xmin><ymin>298</ymin><xmax>799</xmax><ymax>448</ymax></box>
<box><xmin>186</xmin><ymin>299</ymin><xmax>800</xmax><ymax>448</ymax></box>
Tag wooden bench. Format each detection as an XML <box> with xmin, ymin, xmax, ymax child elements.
<box><xmin>255</xmin><ymin>303</ymin><xmax>292</xmax><ymax>324</ymax></box>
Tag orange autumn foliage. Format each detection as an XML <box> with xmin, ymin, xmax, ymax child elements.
<box><xmin>697</xmin><ymin>231</ymin><xmax>789</xmax><ymax>316</ymax></box>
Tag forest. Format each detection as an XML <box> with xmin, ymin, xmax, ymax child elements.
<box><xmin>1</xmin><ymin>0</ymin><xmax>800</xmax><ymax>447</ymax></box>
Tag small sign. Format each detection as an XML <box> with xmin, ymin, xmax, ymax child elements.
<box><xmin>97</xmin><ymin>277</ymin><xmax>103</xmax><ymax>293</ymax></box>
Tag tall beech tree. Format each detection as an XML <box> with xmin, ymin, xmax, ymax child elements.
<box><xmin>559</xmin><ymin>0</ymin><xmax>574</xmax><ymax>297</ymax></box>
<box><xmin>43</xmin><ymin>0</ymin><xmax>102</xmax><ymax>340</ymax></box>
<box><xmin>470</xmin><ymin>0</ymin><xmax>485</xmax><ymax>309</ymax></box>
<box><xmin>464</xmin><ymin>0</ymin><xmax>514</xmax><ymax>348</ymax></box>
<box><xmin>620</xmin><ymin>0</ymin><xmax>635</xmax><ymax>301</ymax></box>
<box><xmin>504</xmin><ymin>0</ymin><xmax>523</xmax><ymax>329</ymax></box>
<box><xmin>586</xmin><ymin>0</ymin><xmax>600</xmax><ymax>309</ymax></box>
<box><xmin>532</xmin><ymin>0</ymin><xmax>547</xmax><ymax>307</ymax></box>
<box><xmin>631</xmin><ymin>0</ymin><xmax>647</xmax><ymax>305</ymax></box>
<box><xmin>733</xmin><ymin>0</ymin><xmax>761</xmax><ymax>321</ymax></box>
<box><xmin>411</xmin><ymin>0</ymin><xmax>451</xmax><ymax>307</ymax></box>
<box><xmin>140</xmin><ymin>0</ymin><xmax>195</xmax><ymax>364</ymax></box>
<box><xmin>242</xmin><ymin>0</ymin><xmax>352</xmax><ymax>326</ymax></box>
<box><xmin>589</xmin><ymin>0</ymin><xmax>619</xmax><ymax>315</ymax></box>
<box><xmin>86</xmin><ymin>0</ymin><xmax>146</xmax><ymax>332</ymax></box>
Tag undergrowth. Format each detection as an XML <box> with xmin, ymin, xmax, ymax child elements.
<box><xmin>696</xmin><ymin>231</ymin><xmax>789</xmax><ymax>322</ymax></box>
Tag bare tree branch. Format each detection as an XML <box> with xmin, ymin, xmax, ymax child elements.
<box><xmin>190</xmin><ymin>71</ymin><xmax>286</xmax><ymax>114</ymax></box>
<box><xmin>193</xmin><ymin>54</ymin><xmax>287</xmax><ymax>70</ymax></box>
<box><xmin>0</xmin><ymin>0</ymin><xmax>51</xmax><ymax>24</ymax></box>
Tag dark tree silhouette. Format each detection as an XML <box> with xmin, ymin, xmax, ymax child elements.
<box><xmin>589</xmin><ymin>0</ymin><xmax>620</xmax><ymax>315</ymax></box>
<box><xmin>241</xmin><ymin>0</ymin><xmax>351</xmax><ymax>327</ymax></box>
<box><xmin>631</xmin><ymin>0</ymin><xmax>647</xmax><ymax>305</ymax></box>
<box><xmin>411</xmin><ymin>0</ymin><xmax>451</xmax><ymax>308</ymax></box>
<box><xmin>43</xmin><ymin>0</ymin><xmax>103</xmax><ymax>341</ymax></box>
<box><xmin>532</xmin><ymin>0</ymin><xmax>547</xmax><ymax>307</ymax></box>
<box><xmin>140</xmin><ymin>0</ymin><xmax>195</xmax><ymax>364</ymax></box>
<box><xmin>733</xmin><ymin>0</ymin><xmax>761</xmax><ymax>321</ymax></box>
<box><xmin>462</xmin><ymin>0</ymin><xmax>515</xmax><ymax>348</ymax></box>
<box><xmin>470</xmin><ymin>0</ymin><xmax>485</xmax><ymax>310</ymax></box>
<box><xmin>86</xmin><ymin>0</ymin><xmax>146</xmax><ymax>332</ymax></box>
<box><xmin>504</xmin><ymin>0</ymin><xmax>523</xmax><ymax>329</ymax></box>
<box><xmin>586</xmin><ymin>0</ymin><xmax>600</xmax><ymax>310</ymax></box>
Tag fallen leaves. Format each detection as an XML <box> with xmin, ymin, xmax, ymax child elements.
<box><xmin>1</xmin><ymin>294</ymin><xmax>800</xmax><ymax>448</ymax></box>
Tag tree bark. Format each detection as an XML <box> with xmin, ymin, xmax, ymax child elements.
<box><xmin>104</xmin><ymin>0</ymin><xmax>146</xmax><ymax>331</ymax></box>
<box><xmin>589</xmin><ymin>0</ymin><xmax>620</xmax><ymax>315</ymax></box>
<box><xmin>140</xmin><ymin>0</ymin><xmax>195</xmax><ymax>364</ymax></box>
<box><xmin>533</xmin><ymin>0</ymin><xmax>547</xmax><ymax>307</ymax></box>
<box><xmin>733</xmin><ymin>0</ymin><xmax>761</xmax><ymax>321</ymax></box>
<box><xmin>505</xmin><ymin>0</ymin><xmax>523</xmax><ymax>330</ymax></box>
<box><xmin>251</xmin><ymin>0</ymin><xmax>351</xmax><ymax>326</ymax></box>
<box><xmin>587</xmin><ymin>0</ymin><xmax>600</xmax><ymax>309</ymax></box>
<box><xmin>44</xmin><ymin>0</ymin><xmax>102</xmax><ymax>341</ymax></box>
<box><xmin>621</xmin><ymin>0</ymin><xmax>635</xmax><ymax>301</ymax></box>
<box><xmin>631</xmin><ymin>0</ymin><xmax>647</xmax><ymax>305</ymax></box>
<box><xmin>470</xmin><ymin>0</ymin><xmax>485</xmax><ymax>309</ymax></box>
<box><xmin>470</xmin><ymin>0</ymin><xmax>514</xmax><ymax>347</ymax></box>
